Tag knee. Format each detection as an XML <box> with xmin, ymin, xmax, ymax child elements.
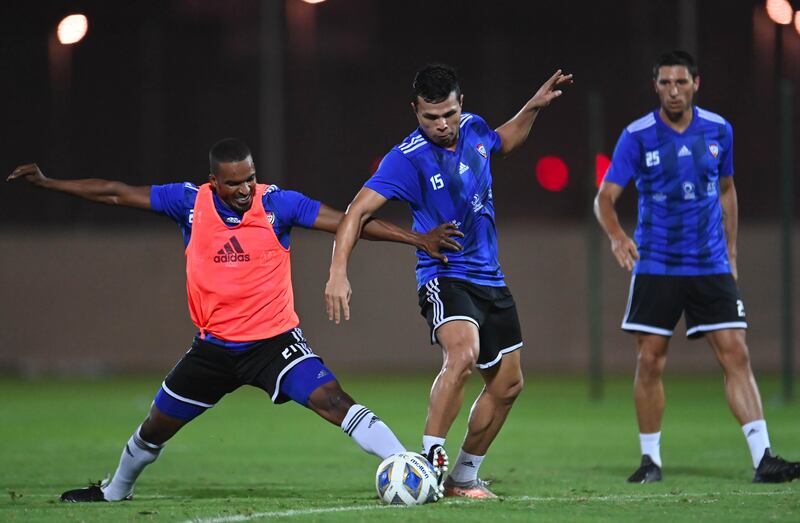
<box><xmin>718</xmin><ymin>341</ymin><xmax>752</xmax><ymax>373</ymax></box>
<box><xmin>498</xmin><ymin>373</ymin><xmax>524</xmax><ymax>404</ymax></box>
<box><xmin>636</xmin><ymin>349</ymin><xmax>666</xmax><ymax>380</ymax></box>
<box><xmin>443</xmin><ymin>344</ymin><xmax>479</xmax><ymax>381</ymax></box>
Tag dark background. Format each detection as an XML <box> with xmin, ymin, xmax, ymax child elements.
<box><xmin>2</xmin><ymin>0</ymin><xmax>798</xmax><ymax>226</ymax></box>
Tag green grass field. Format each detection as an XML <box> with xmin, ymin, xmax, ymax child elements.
<box><xmin>1</xmin><ymin>374</ymin><xmax>798</xmax><ymax>522</ymax></box>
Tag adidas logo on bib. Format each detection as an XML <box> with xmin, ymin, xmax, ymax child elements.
<box><xmin>213</xmin><ymin>236</ymin><xmax>250</xmax><ymax>263</ymax></box>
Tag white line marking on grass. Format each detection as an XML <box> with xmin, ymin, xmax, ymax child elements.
<box><xmin>182</xmin><ymin>490</ymin><xmax>796</xmax><ymax>523</ymax></box>
<box><xmin>512</xmin><ymin>490</ymin><xmax>795</xmax><ymax>503</ymax></box>
<box><xmin>182</xmin><ymin>504</ymin><xmax>393</xmax><ymax>523</ymax></box>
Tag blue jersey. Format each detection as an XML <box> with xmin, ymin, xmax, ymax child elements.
<box><xmin>150</xmin><ymin>182</ymin><xmax>320</xmax><ymax>348</ymax></box>
<box><xmin>365</xmin><ymin>112</ymin><xmax>504</xmax><ymax>289</ymax></box>
<box><xmin>604</xmin><ymin>106</ymin><xmax>734</xmax><ymax>276</ymax></box>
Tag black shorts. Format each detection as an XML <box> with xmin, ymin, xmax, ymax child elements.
<box><xmin>622</xmin><ymin>273</ymin><xmax>747</xmax><ymax>338</ymax></box>
<box><xmin>418</xmin><ymin>277</ymin><xmax>523</xmax><ymax>369</ymax></box>
<box><xmin>162</xmin><ymin>327</ymin><xmax>324</xmax><ymax>408</ymax></box>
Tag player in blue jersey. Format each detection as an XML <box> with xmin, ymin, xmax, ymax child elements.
<box><xmin>325</xmin><ymin>64</ymin><xmax>572</xmax><ymax>498</ymax></box>
<box><xmin>7</xmin><ymin>138</ymin><xmax>463</xmax><ymax>502</ymax></box>
<box><xmin>594</xmin><ymin>51</ymin><xmax>799</xmax><ymax>484</ymax></box>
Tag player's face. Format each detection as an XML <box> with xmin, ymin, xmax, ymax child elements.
<box><xmin>654</xmin><ymin>65</ymin><xmax>699</xmax><ymax>120</ymax></box>
<box><xmin>413</xmin><ymin>92</ymin><xmax>463</xmax><ymax>149</ymax></box>
<box><xmin>210</xmin><ymin>156</ymin><xmax>257</xmax><ymax>214</ymax></box>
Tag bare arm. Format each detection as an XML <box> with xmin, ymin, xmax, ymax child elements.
<box><xmin>312</xmin><ymin>203</ymin><xmax>463</xmax><ymax>262</ymax></box>
<box><xmin>495</xmin><ymin>69</ymin><xmax>573</xmax><ymax>157</ymax></box>
<box><xmin>594</xmin><ymin>180</ymin><xmax>639</xmax><ymax>271</ymax></box>
<box><xmin>7</xmin><ymin>163</ymin><xmax>152</xmax><ymax>210</ymax></box>
<box><xmin>718</xmin><ymin>176</ymin><xmax>738</xmax><ymax>279</ymax></box>
<box><xmin>324</xmin><ymin>187</ymin><xmax>388</xmax><ymax>324</ymax></box>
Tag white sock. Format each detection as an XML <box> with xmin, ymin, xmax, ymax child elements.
<box><xmin>640</xmin><ymin>432</ymin><xmax>662</xmax><ymax>467</ymax></box>
<box><xmin>341</xmin><ymin>404</ymin><xmax>404</xmax><ymax>459</ymax></box>
<box><xmin>742</xmin><ymin>419</ymin><xmax>771</xmax><ymax>468</ymax></box>
<box><xmin>101</xmin><ymin>427</ymin><xmax>163</xmax><ymax>501</ymax></box>
<box><xmin>422</xmin><ymin>435</ymin><xmax>446</xmax><ymax>457</ymax></box>
<box><xmin>448</xmin><ymin>449</ymin><xmax>485</xmax><ymax>484</ymax></box>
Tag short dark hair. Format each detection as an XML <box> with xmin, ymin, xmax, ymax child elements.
<box><xmin>209</xmin><ymin>138</ymin><xmax>251</xmax><ymax>174</ymax></box>
<box><xmin>653</xmin><ymin>50</ymin><xmax>698</xmax><ymax>79</ymax></box>
<box><xmin>411</xmin><ymin>63</ymin><xmax>461</xmax><ymax>105</ymax></box>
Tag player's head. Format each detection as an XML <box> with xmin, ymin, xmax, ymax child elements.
<box><xmin>208</xmin><ymin>138</ymin><xmax>257</xmax><ymax>214</ymax></box>
<box><xmin>652</xmin><ymin>50</ymin><xmax>700</xmax><ymax>122</ymax></box>
<box><xmin>411</xmin><ymin>63</ymin><xmax>463</xmax><ymax>149</ymax></box>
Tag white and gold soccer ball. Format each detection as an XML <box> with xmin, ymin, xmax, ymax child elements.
<box><xmin>375</xmin><ymin>452</ymin><xmax>439</xmax><ymax>506</ymax></box>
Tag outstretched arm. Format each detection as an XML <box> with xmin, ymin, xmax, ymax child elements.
<box><xmin>7</xmin><ymin>163</ymin><xmax>152</xmax><ymax>210</ymax></box>
<box><xmin>324</xmin><ymin>187</ymin><xmax>388</xmax><ymax>324</ymax></box>
<box><xmin>313</xmin><ymin>204</ymin><xmax>463</xmax><ymax>262</ymax></box>
<box><xmin>594</xmin><ymin>180</ymin><xmax>639</xmax><ymax>271</ymax></box>
<box><xmin>495</xmin><ymin>69</ymin><xmax>573</xmax><ymax>157</ymax></box>
<box><xmin>718</xmin><ymin>176</ymin><xmax>738</xmax><ymax>280</ymax></box>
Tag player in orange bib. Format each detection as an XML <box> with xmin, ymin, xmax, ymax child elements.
<box><xmin>7</xmin><ymin>138</ymin><xmax>464</xmax><ymax>502</ymax></box>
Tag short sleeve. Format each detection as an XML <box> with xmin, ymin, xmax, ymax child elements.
<box><xmin>364</xmin><ymin>150</ymin><xmax>419</xmax><ymax>202</ymax></box>
<box><xmin>150</xmin><ymin>182</ymin><xmax>197</xmax><ymax>224</ymax></box>
<box><xmin>604</xmin><ymin>130</ymin><xmax>638</xmax><ymax>188</ymax></box>
<box><xmin>718</xmin><ymin>122</ymin><xmax>734</xmax><ymax>177</ymax></box>
<box><xmin>264</xmin><ymin>186</ymin><xmax>321</xmax><ymax>231</ymax></box>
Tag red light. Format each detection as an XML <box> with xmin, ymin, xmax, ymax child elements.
<box><xmin>595</xmin><ymin>153</ymin><xmax>611</xmax><ymax>187</ymax></box>
<box><xmin>535</xmin><ymin>156</ymin><xmax>569</xmax><ymax>192</ymax></box>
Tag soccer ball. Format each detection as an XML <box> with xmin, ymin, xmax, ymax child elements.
<box><xmin>375</xmin><ymin>452</ymin><xmax>439</xmax><ymax>506</ymax></box>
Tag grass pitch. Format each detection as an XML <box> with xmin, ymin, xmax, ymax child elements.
<box><xmin>1</xmin><ymin>374</ymin><xmax>798</xmax><ymax>522</ymax></box>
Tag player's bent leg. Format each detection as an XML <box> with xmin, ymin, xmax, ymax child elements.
<box><xmin>426</xmin><ymin>320</ymin><xmax>480</xmax><ymax>438</ymax></box>
<box><xmin>462</xmin><ymin>350</ymin><xmax>523</xmax><ymax>456</ymax></box>
<box><xmin>421</xmin><ymin>321</ymin><xmax>479</xmax><ymax>489</ymax></box>
<box><xmin>307</xmin><ymin>380</ymin><xmax>405</xmax><ymax>460</ymax></box>
<box><xmin>442</xmin><ymin>350</ymin><xmax>521</xmax><ymax>499</ymax></box>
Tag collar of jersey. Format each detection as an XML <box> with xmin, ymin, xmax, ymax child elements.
<box><xmin>418</xmin><ymin>128</ymin><xmax>465</xmax><ymax>155</ymax></box>
<box><xmin>654</xmin><ymin>106</ymin><xmax>698</xmax><ymax>137</ymax></box>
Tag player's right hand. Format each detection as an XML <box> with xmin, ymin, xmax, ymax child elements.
<box><xmin>610</xmin><ymin>233</ymin><xmax>639</xmax><ymax>271</ymax></box>
<box><xmin>419</xmin><ymin>223</ymin><xmax>464</xmax><ymax>264</ymax></box>
<box><xmin>7</xmin><ymin>163</ymin><xmax>47</xmax><ymax>185</ymax></box>
<box><xmin>325</xmin><ymin>273</ymin><xmax>352</xmax><ymax>324</ymax></box>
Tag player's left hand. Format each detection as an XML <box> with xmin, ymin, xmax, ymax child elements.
<box><xmin>418</xmin><ymin>223</ymin><xmax>464</xmax><ymax>264</ymax></box>
<box><xmin>528</xmin><ymin>69</ymin><xmax>573</xmax><ymax>110</ymax></box>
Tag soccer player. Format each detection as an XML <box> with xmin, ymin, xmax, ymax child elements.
<box><xmin>7</xmin><ymin>138</ymin><xmax>464</xmax><ymax>502</ymax></box>
<box><xmin>325</xmin><ymin>64</ymin><xmax>572</xmax><ymax>498</ymax></box>
<box><xmin>594</xmin><ymin>50</ymin><xmax>800</xmax><ymax>484</ymax></box>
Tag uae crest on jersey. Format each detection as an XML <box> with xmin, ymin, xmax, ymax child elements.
<box><xmin>708</xmin><ymin>143</ymin><xmax>719</xmax><ymax>158</ymax></box>
<box><xmin>476</xmin><ymin>143</ymin><xmax>487</xmax><ymax>158</ymax></box>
